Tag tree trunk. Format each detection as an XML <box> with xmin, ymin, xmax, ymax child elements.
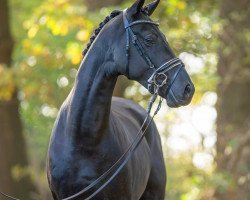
<box><xmin>215</xmin><ymin>0</ymin><xmax>250</xmax><ymax>199</ymax></box>
<box><xmin>0</xmin><ymin>0</ymin><xmax>37</xmax><ymax>199</ymax></box>
<box><xmin>0</xmin><ymin>0</ymin><xmax>13</xmax><ymax>66</ymax></box>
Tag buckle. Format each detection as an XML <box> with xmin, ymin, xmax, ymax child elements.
<box><xmin>154</xmin><ymin>73</ymin><xmax>167</xmax><ymax>87</ymax></box>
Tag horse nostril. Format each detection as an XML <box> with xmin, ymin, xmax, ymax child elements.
<box><xmin>184</xmin><ymin>84</ymin><xmax>191</xmax><ymax>96</ymax></box>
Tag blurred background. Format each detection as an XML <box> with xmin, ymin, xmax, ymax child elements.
<box><xmin>0</xmin><ymin>0</ymin><xmax>249</xmax><ymax>199</ymax></box>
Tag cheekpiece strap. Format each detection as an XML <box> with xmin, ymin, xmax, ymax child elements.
<box><xmin>123</xmin><ymin>9</ymin><xmax>159</xmax><ymax>78</ymax></box>
<box><xmin>123</xmin><ymin>10</ymin><xmax>131</xmax><ymax>77</ymax></box>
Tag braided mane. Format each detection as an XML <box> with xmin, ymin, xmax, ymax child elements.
<box><xmin>82</xmin><ymin>10</ymin><xmax>122</xmax><ymax>57</ymax></box>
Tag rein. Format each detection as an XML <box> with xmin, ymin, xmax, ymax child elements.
<box><xmin>0</xmin><ymin>192</ymin><xmax>19</xmax><ymax>200</ymax></box>
<box><xmin>0</xmin><ymin>9</ymin><xmax>184</xmax><ymax>200</ymax></box>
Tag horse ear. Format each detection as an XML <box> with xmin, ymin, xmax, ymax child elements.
<box><xmin>127</xmin><ymin>0</ymin><xmax>145</xmax><ymax>17</ymax></box>
<box><xmin>142</xmin><ymin>0</ymin><xmax>160</xmax><ymax>16</ymax></box>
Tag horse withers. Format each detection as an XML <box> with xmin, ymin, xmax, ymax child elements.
<box><xmin>47</xmin><ymin>0</ymin><xmax>195</xmax><ymax>199</ymax></box>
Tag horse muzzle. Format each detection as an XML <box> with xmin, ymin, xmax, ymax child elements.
<box><xmin>165</xmin><ymin>67</ymin><xmax>195</xmax><ymax>108</ymax></box>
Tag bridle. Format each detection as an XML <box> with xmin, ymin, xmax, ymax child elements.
<box><xmin>123</xmin><ymin>9</ymin><xmax>183</xmax><ymax>95</ymax></box>
<box><xmin>1</xmin><ymin>9</ymin><xmax>184</xmax><ymax>200</ymax></box>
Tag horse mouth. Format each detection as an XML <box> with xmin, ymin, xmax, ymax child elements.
<box><xmin>166</xmin><ymin>99</ymin><xmax>188</xmax><ymax>108</ymax></box>
<box><xmin>166</xmin><ymin>88</ymin><xmax>194</xmax><ymax>108</ymax></box>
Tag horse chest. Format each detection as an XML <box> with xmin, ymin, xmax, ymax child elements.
<box><xmin>48</xmin><ymin>97</ymin><xmax>155</xmax><ymax>199</ymax></box>
<box><xmin>49</xmin><ymin>145</ymin><xmax>149</xmax><ymax>200</ymax></box>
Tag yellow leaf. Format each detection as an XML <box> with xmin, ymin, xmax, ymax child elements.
<box><xmin>72</xmin><ymin>54</ymin><xmax>81</xmax><ymax>65</ymax></box>
<box><xmin>66</xmin><ymin>42</ymin><xmax>82</xmax><ymax>65</ymax></box>
<box><xmin>0</xmin><ymin>65</ymin><xmax>16</xmax><ymax>101</ymax></box>
<box><xmin>28</xmin><ymin>25</ymin><xmax>39</xmax><ymax>38</ymax></box>
<box><xmin>60</xmin><ymin>21</ymin><xmax>69</xmax><ymax>36</ymax></box>
<box><xmin>76</xmin><ymin>30</ymin><xmax>90</xmax><ymax>42</ymax></box>
<box><xmin>176</xmin><ymin>1</ymin><xmax>187</xmax><ymax>10</ymax></box>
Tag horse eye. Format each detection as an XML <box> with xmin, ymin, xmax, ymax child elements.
<box><xmin>144</xmin><ymin>35</ymin><xmax>156</xmax><ymax>46</ymax></box>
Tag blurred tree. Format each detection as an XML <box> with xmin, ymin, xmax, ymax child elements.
<box><xmin>215</xmin><ymin>0</ymin><xmax>250</xmax><ymax>199</ymax></box>
<box><xmin>85</xmin><ymin>0</ymin><xmax>124</xmax><ymax>10</ymax></box>
<box><xmin>0</xmin><ymin>0</ymin><xmax>37</xmax><ymax>199</ymax></box>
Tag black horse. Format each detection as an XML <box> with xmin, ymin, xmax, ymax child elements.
<box><xmin>47</xmin><ymin>0</ymin><xmax>195</xmax><ymax>199</ymax></box>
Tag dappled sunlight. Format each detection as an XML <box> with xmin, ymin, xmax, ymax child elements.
<box><xmin>157</xmin><ymin>91</ymin><xmax>217</xmax><ymax>159</ymax></box>
<box><xmin>41</xmin><ymin>104</ymin><xmax>58</xmax><ymax>118</ymax></box>
<box><xmin>26</xmin><ymin>56</ymin><xmax>37</xmax><ymax>67</ymax></box>
<box><xmin>57</xmin><ymin>76</ymin><xmax>69</xmax><ymax>88</ymax></box>
<box><xmin>168</xmin><ymin>122</ymin><xmax>202</xmax><ymax>151</ymax></box>
<box><xmin>192</xmin><ymin>105</ymin><xmax>217</xmax><ymax>136</ymax></box>
<box><xmin>180</xmin><ymin>52</ymin><xmax>205</xmax><ymax>74</ymax></box>
<box><xmin>167</xmin><ymin>136</ymin><xmax>192</xmax><ymax>152</ymax></box>
<box><xmin>192</xmin><ymin>152</ymin><xmax>214</xmax><ymax>170</ymax></box>
<box><xmin>153</xmin><ymin>90</ymin><xmax>218</xmax><ymax>199</ymax></box>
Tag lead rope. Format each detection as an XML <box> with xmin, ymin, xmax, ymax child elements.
<box><xmin>0</xmin><ymin>191</ymin><xmax>19</xmax><ymax>200</ymax></box>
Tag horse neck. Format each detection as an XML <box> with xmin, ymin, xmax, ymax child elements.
<box><xmin>66</xmin><ymin>46</ymin><xmax>118</xmax><ymax>145</ymax></box>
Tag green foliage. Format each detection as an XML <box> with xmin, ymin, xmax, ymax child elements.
<box><xmin>11</xmin><ymin>0</ymin><xmax>92</xmax><ymax>162</ymax></box>
<box><xmin>166</xmin><ymin>152</ymin><xmax>215</xmax><ymax>200</ymax></box>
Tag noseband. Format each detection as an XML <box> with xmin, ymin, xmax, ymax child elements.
<box><xmin>123</xmin><ymin>9</ymin><xmax>183</xmax><ymax>95</ymax></box>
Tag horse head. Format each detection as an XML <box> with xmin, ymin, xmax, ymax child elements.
<box><xmin>110</xmin><ymin>0</ymin><xmax>195</xmax><ymax>107</ymax></box>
